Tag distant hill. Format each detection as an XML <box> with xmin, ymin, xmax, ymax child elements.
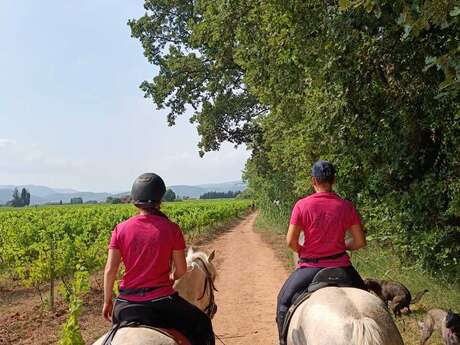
<box><xmin>0</xmin><ymin>181</ymin><xmax>246</xmax><ymax>205</ymax></box>
<box><xmin>0</xmin><ymin>185</ymin><xmax>80</xmax><ymax>197</ymax></box>
<box><xmin>171</xmin><ymin>181</ymin><xmax>246</xmax><ymax>199</ymax></box>
<box><xmin>0</xmin><ymin>185</ymin><xmax>110</xmax><ymax>205</ymax></box>
<box><xmin>167</xmin><ymin>185</ymin><xmax>206</xmax><ymax>199</ymax></box>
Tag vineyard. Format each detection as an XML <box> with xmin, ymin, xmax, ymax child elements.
<box><xmin>0</xmin><ymin>199</ymin><xmax>251</xmax><ymax>306</ymax></box>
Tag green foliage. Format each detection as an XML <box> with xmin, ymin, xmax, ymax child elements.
<box><xmin>128</xmin><ymin>0</ymin><xmax>265</xmax><ymax>155</ymax></box>
<box><xmin>130</xmin><ymin>0</ymin><xmax>459</xmax><ymax>279</ymax></box>
<box><xmin>106</xmin><ymin>196</ymin><xmax>123</xmax><ymax>204</ymax></box>
<box><xmin>353</xmin><ymin>242</ymin><xmax>460</xmax><ymax>309</ymax></box>
<box><xmin>7</xmin><ymin>187</ymin><xmax>30</xmax><ymax>207</ymax></box>
<box><xmin>163</xmin><ymin>188</ymin><xmax>177</xmax><ymax>202</ymax></box>
<box><xmin>0</xmin><ymin>200</ymin><xmax>252</xmax><ymax>293</ymax></box>
<box><xmin>199</xmin><ymin>190</ymin><xmax>240</xmax><ymax>199</ymax></box>
<box><xmin>70</xmin><ymin>197</ymin><xmax>83</xmax><ymax>205</ymax></box>
<box><xmin>59</xmin><ymin>271</ymin><xmax>90</xmax><ymax>345</ymax></box>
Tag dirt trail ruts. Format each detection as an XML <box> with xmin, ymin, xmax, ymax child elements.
<box><xmin>206</xmin><ymin>213</ymin><xmax>288</xmax><ymax>345</ymax></box>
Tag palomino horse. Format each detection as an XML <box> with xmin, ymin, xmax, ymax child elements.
<box><xmin>287</xmin><ymin>286</ymin><xmax>404</xmax><ymax>345</ymax></box>
<box><xmin>92</xmin><ymin>247</ymin><xmax>217</xmax><ymax>345</ymax></box>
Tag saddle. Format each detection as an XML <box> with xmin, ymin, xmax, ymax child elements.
<box><xmin>101</xmin><ymin>299</ymin><xmax>191</xmax><ymax>345</ymax></box>
<box><xmin>280</xmin><ymin>267</ymin><xmax>357</xmax><ymax>344</ymax></box>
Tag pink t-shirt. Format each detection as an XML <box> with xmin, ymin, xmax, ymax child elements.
<box><xmin>109</xmin><ymin>214</ymin><xmax>186</xmax><ymax>301</ymax></box>
<box><xmin>290</xmin><ymin>192</ymin><xmax>361</xmax><ymax>268</ymax></box>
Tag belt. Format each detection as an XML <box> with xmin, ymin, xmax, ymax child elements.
<box><xmin>118</xmin><ymin>286</ymin><xmax>163</xmax><ymax>296</ymax></box>
<box><xmin>298</xmin><ymin>251</ymin><xmax>347</xmax><ymax>264</ymax></box>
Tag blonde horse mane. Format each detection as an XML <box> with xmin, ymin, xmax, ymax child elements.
<box><xmin>186</xmin><ymin>247</ymin><xmax>216</xmax><ymax>278</ymax></box>
<box><xmin>186</xmin><ymin>247</ymin><xmax>209</xmax><ymax>264</ymax></box>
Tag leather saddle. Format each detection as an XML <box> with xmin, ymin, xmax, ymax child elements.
<box><xmin>307</xmin><ymin>267</ymin><xmax>354</xmax><ymax>293</ymax></box>
<box><xmin>280</xmin><ymin>267</ymin><xmax>356</xmax><ymax>344</ymax></box>
<box><xmin>101</xmin><ymin>299</ymin><xmax>192</xmax><ymax>345</ymax></box>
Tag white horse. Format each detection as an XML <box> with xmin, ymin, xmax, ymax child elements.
<box><xmin>288</xmin><ymin>233</ymin><xmax>403</xmax><ymax>345</ymax></box>
<box><xmin>287</xmin><ymin>286</ymin><xmax>404</xmax><ymax>345</ymax></box>
<box><xmin>93</xmin><ymin>248</ymin><xmax>217</xmax><ymax>345</ymax></box>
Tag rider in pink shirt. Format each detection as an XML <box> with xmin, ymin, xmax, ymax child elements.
<box><xmin>108</xmin><ymin>213</ymin><xmax>186</xmax><ymax>302</ymax></box>
<box><xmin>102</xmin><ymin>173</ymin><xmax>215</xmax><ymax>345</ymax></box>
<box><xmin>291</xmin><ymin>192</ymin><xmax>361</xmax><ymax>268</ymax></box>
<box><xmin>276</xmin><ymin>161</ymin><xmax>367</xmax><ymax>345</ymax></box>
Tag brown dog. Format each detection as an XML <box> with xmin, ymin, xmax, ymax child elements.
<box><xmin>418</xmin><ymin>308</ymin><xmax>460</xmax><ymax>345</ymax></box>
<box><xmin>364</xmin><ymin>278</ymin><xmax>428</xmax><ymax>316</ymax></box>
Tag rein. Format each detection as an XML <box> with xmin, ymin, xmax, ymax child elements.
<box><xmin>193</xmin><ymin>256</ymin><xmax>218</xmax><ymax>318</ymax></box>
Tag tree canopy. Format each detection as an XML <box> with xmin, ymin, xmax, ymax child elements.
<box><xmin>130</xmin><ymin>0</ymin><xmax>460</xmax><ymax>277</ymax></box>
<box><xmin>163</xmin><ymin>188</ymin><xmax>177</xmax><ymax>202</ymax></box>
<box><xmin>200</xmin><ymin>190</ymin><xmax>240</xmax><ymax>199</ymax></box>
<box><xmin>7</xmin><ymin>188</ymin><xmax>31</xmax><ymax>207</ymax></box>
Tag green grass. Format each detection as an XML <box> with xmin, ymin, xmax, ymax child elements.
<box><xmin>352</xmin><ymin>242</ymin><xmax>460</xmax><ymax>311</ymax></box>
<box><xmin>255</xmin><ymin>213</ymin><xmax>460</xmax><ymax>345</ymax></box>
<box><xmin>352</xmin><ymin>242</ymin><xmax>460</xmax><ymax>345</ymax></box>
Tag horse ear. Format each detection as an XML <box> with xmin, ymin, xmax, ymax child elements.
<box><xmin>208</xmin><ymin>250</ymin><xmax>215</xmax><ymax>262</ymax></box>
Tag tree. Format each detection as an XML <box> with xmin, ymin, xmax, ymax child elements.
<box><xmin>7</xmin><ymin>187</ymin><xmax>30</xmax><ymax>207</ymax></box>
<box><xmin>70</xmin><ymin>197</ymin><xmax>83</xmax><ymax>205</ymax></box>
<box><xmin>199</xmin><ymin>190</ymin><xmax>240</xmax><ymax>199</ymax></box>
<box><xmin>163</xmin><ymin>189</ymin><xmax>176</xmax><ymax>202</ymax></box>
<box><xmin>130</xmin><ymin>1</ymin><xmax>460</xmax><ymax>276</ymax></box>
<box><xmin>20</xmin><ymin>188</ymin><xmax>30</xmax><ymax>206</ymax></box>
<box><xmin>11</xmin><ymin>188</ymin><xmax>21</xmax><ymax>206</ymax></box>
<box><xmin>128</xmin><ymin>1</ymin><xmax>266</xmax><ymax>156</ymax></box>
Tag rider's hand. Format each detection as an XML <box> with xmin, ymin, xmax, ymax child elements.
<box><xmin>102</xmin><ymin>299</ymin><xmax>113</xmax><ymax>322</ymax></box>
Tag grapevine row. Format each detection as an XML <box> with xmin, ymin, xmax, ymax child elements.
<box><xmin>0</xmin><ymin>199</ymin><xmax>251</xmax><ymax>304</ymax></box>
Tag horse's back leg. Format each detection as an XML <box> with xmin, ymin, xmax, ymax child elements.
<box><xmin>418</xmin><ymin>320</ymin><xmax>434</xmax><ymax>345</ymax></box>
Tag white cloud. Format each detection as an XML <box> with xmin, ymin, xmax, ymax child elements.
<box><xmin>0</xmin><ymin>139</ymin><xmax>87</xmax><ymax>186</ymax></box>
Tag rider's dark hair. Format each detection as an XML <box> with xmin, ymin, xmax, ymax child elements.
<box><xmin>311</xmin><ymin>160</ymin><xmax>335</xmax><ymax>184</ymax></box>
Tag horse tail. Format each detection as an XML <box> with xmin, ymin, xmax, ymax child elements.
<box><xmin>351</xmin><ymin>317</ymin><xmax>384</xmax><ymax>345</ymax></box>
<box><xmin>410</xmin><ymin>289</ymin><xmax>428</xmax><ymax>304</ymax></box>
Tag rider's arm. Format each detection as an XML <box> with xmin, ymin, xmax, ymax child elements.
<box><xmin>102</xmin><ymin>249</ymin><xmax>121</xmax><ymax>321</ymax></box>
<box><xmin>171</xmin><ymin>249</ymin><xmax>187</xmax><ymax>280</ymax></box>
<box><xmin>286</xmin><ymin>223</ymin><xmax>303</xmax><ymax>253</ymax></box>
<box><xmin>104</xmin><ymin>249</ymin><xmax>121</xmax><ymax>304</ymax></box>
<box><xmin>345</xmin><ymin>224</ymin><xmax>366</xmax><ymax>250</ymax></box>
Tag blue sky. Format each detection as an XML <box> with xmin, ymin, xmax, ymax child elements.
<box><xmin>0</xmin><ymin>1</ymin><xmax>249</xmax><ymax>192</ymax></box>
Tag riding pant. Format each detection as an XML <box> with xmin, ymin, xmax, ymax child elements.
<box><xmin>276</xmin><ymin>265</ymin><xmax>366</xmax><ymax>344</ymax></box>
<box><xmin>113</xmin><ymin>292</ymin><xmax>215</xmax><ymax>345</ymax></box>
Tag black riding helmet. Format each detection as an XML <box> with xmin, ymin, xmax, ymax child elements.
<box><xmin>131</xmin><ymin>173</ymin><xmax>166</xmax><ymax>207</ymax></box>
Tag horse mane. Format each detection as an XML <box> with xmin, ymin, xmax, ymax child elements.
<box><xmin>186</xmin><ymin>247</ymin><xmax>209</xmax><ymax>263</ymax></box>
<box><xmin>186</xmin><ymin>247</ymin><xmax>216</xmax><ymax>277</ymax></box>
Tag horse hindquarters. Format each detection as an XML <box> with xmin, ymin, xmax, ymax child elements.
<box><xmin>287</xmin><ymin>287</ymin><xmax>404</xmax><ymax>345</ymax></box>
<box><xmin>92</xmin><ymin>327</ymin><xmax>178</xmax><ymax>345</ymax></box>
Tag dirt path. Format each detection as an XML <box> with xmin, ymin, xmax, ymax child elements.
<box><xmin>206</xmin><ymin>213</ymin><xmax>288</xmax><ymax>345</ymax></box>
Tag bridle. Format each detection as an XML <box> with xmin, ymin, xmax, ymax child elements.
<box><xmin>193</xmin><ymin>257</ymin><xmax>218</xmax><ymax>318</ymax></box>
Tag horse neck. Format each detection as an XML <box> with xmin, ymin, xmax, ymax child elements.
<box><xmin>173</xmin><ymin>256</ymin><xmax>212</xmax><ymax>310</ymax></box>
